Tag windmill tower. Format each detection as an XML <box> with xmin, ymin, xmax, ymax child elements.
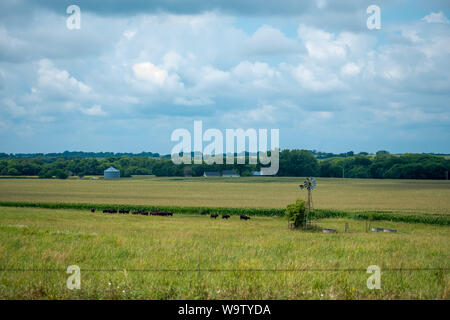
<box><xmin>299</xmin><ymin>177</ymin><xmax>317</xmax><ymax>228</ymax></box>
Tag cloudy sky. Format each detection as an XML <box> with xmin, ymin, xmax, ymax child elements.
<box><xmin>0</xmin><ymin>0</ymin><xmax>449</xmax><ymax>154</ymax></box>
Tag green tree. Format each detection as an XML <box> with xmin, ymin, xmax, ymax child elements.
<box><xmin>278</xmin><ymin>150</ymin><xmax>319</xmax><ymax>176</ymax></box>
<box><xmin>54</xmin><ymin>169</ymin><xmax>68</xmax><ymax>179</ymax></box>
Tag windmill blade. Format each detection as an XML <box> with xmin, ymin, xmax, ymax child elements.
<box><xmin>300</xmin><ymin>177</ymin><xmax>317</xmax><ymax>190</ymax></box>
<box><xmin>311</xmin><ymin>177</ymin><xmax>317</xmax><ymax>190</ymax></box>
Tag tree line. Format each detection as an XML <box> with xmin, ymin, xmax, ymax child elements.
<box><xmin>0</xmin><ymin>150</ymin><xmax>448</xmax><ymax>180</ymax></box>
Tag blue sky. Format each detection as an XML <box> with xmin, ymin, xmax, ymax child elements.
<box><xmin>0</xmin><ymin>0</ymin><xmax>449</xmax><ymax>154</ymax></box>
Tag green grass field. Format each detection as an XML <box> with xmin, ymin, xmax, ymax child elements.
<box><xmin>0</xmin><ymin>176</ymin><xmax>449</xmax><ymax>214</ymax></box>
<box><xmin>0</xmin><ymin>177</ymin><xmax>448</xmax><ymax>299</ymax></box>
<box><xmin>0</xmin><ymin>207</ymin><xmax>448</xmax><ymax>299</ymax></box>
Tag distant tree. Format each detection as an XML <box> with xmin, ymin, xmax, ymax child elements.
<box><xmin>278</xmin><ymin>149</ymin><xmax>319</xmax><ymax>176</ymax></box>
<box><xmin>347</xmin><ymin>165</ymin><xmax>370</xmax><ymax>178</ymax></box>
<box><xmin>54</xmin><ymin>169</ymin><xmax>68</xmax><ymax>179</ymax></box>
<box><xmin>184</xmin><ymin>166</ymin><xmax>192</xmax><ymax>177</ymax></box>
<box><xmin>38</xmin><ymin>170</ymin><xmax>53</xmax><ymax>179</ymax></box>
<box><xmin>7</xmin><ymin>168</ymin><xmax>20</xmax><ymax>176</ymax></box>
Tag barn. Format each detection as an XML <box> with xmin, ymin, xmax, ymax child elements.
<box><xmin>104</xmin><ymin>166</ymin><xmax>120</xmax><ymax>179</ymax></box>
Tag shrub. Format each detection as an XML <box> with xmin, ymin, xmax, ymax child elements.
<box><xmin>285</xmin><ymin>198</ymin><xmax>307</xmax><ymax>228</ymax></box>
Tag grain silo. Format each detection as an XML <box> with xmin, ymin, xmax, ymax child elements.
<box><xmin>104</xmin><ymin>166</ymin><xmax>120</xmax><ymax>179</ymax></box>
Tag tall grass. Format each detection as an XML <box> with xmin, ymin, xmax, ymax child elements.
<box><xmin>0</xmin><ymin>207</ymin><xmax>448</xmax><ymax>299</ymax></box>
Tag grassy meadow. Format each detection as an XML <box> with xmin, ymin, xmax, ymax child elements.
<box><xmin>0</xmin><ymin>176</ymin><xmax>448</xmax><ymax>299</ymax></box>
<box><xmin>0</xmin><ymin>206</ymin><xmax>448</xmax><ymax>299</ymax></box>
<box><xmin>0</xmin><ymin>176</ymin><xmax>449</xmax><ymax>214</ymax></box>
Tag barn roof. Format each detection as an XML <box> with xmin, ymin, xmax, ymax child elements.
<box><xmin>104</xmin><ymin>166</ymin><xmax>120</xmax><ymax>172</ymax></box>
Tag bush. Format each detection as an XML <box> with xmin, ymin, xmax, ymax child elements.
<box><xmin>285</xmin><ymin>198</ymin><xmax>307</xmax><ymax>228</ymax></box>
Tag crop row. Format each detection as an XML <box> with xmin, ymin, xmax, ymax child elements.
<box><xmin>0</xmin><ymin>201</ymin><xmax>448</xmax><ymax>226</ymax></box>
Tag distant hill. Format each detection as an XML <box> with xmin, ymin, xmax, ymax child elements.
<box><xmin>0</xmin><ymin>151</ymin><xmax>160</xmax><ymax>159</ymax></box>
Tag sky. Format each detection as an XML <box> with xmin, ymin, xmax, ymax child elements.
<box><xmin>0</xmin><ymin>0</ymin><xmax>449</xmax><ymax>154</ymax></box>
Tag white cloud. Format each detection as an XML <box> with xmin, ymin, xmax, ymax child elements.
<box><xmin>297</xmin><ymin>24</ymin><xmax>347</xmax><ymax>60</ymax></box>
<box><xmin>193</xmin><ymin>66</ymin><xmax>231</xmax><ymax>91</ymax></box>
<box><xmin>222</xmin><ymin>103</ymin><xmax>279</xmax><ymax>124</ymax></box>
<box><xmin>132</xmin><ymin>62</ymin><xmax>168</xmax><ymax>85</ymax></box>
<box><xmin>173</xmin><ymin>96</ymin><xmax>213</xmax><ymax>106</ymax></box>
<box><xmin>37</xmin><ymin>59</ymin><xmax>91</xmax><ymax>96</ymax></box>
<box><xmin>341</xmin><ymin>62</ymin><xmax>360</xmax><ymax>77</ymax></box>
<box><xmin>422</xmin><ymin>12</ymin><xmax>449</xmax><ymax>24</ymax></box>
<box><xmin>292</xmin><ymin>64</ymin><xmax>342</xmax><ymax>92</ymax></box>
<box><xmin>231</xmin><ymin>61</ymin><xmax>280</xmax><ymax>89</ymax></box>
<box><xmin>316</xmin><ymin>111</ymin><xmax>333</xmax><ymax>119</ymax></box>
<box><xmin>80</xmin><ymin>104</ymin><xmax>107</xmax><ymax>116</ymax></box>
<box><xmin>245</xmin><ymin>25</ymin><xmax>301</xmax><ymax>55</ymax></box>
<box><xmin>163</xmin><ymin>51</ymin><xmax>183</xmax><ymax>71</ymax></box>
<box><xmin>123</xmin><ymin>30</ymin><xmax>137</xmax><ymax>40</ymax></box>
<box><xmin>247</xmin><ymin>104</ymin><xmax>277</xmax><ymax>123</ymax></box>
<box><xmin>2</xmin><ymin>98</ymin><xmax>26</xmax><ymax>117</ymax></box>
<box><xmin>297</xmin><ymin>25</ymin><xmax>375</xmax><ymax>61</ymax></box>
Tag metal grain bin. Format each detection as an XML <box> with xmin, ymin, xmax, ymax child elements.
<box><xmin>104</xmin><ymin>166</ymin><xmax>120</xmax><ymax>179</ymax></box>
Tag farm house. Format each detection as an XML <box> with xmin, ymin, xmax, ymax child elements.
<box><xmin>104</xmin><ymin>166</ymin><xmax>120</xmax><ymax>179</ymax></box>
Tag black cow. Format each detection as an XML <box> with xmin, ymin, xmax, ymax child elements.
<box><xmin>91</xmin><ymin>208</ymin><xmax>96</xmax><ymax>213</ymax></box>
<box><xmin>119</xmin><ymin>209</ymin><xmax>130</xmax><ymax>214</ymax></box>
<box><xmin>222</xmin><ymin>214</ymin><xmax>230</xmax><ymax>219</ymax></box>
<box><xmin>240</xmin><ymin>215</ymin><xmax>250</xmax><ymax>220</ymax></box>
<box><xmin>151</xmin><ymin>210</ymin><xmax>173</xmax><ymax>216</ymax></box>
<box><xmin>210</xmin><ymin>213</ymin><xmax>218</xmax><ymax>219</ymax></box>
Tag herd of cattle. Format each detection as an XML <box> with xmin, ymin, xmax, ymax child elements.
<box><xmin>209</xmin><ymin>213</ymin><xmax>250</xmax><ymax>220</ymax></box>
<box><xmin>90</xmin><ymin>208</ymin><xmax>250</xmax><ymax>220</ymax></box>
<box><xmin>91</xmin><ymin>208</ymin><xmax>173</xmax><ymax>216</ymax></box>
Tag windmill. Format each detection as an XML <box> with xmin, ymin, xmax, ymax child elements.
<box><xmin>299</xmin><ymin>177</ymin><xmax>316</xmax><ymax>228</ymax></box>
